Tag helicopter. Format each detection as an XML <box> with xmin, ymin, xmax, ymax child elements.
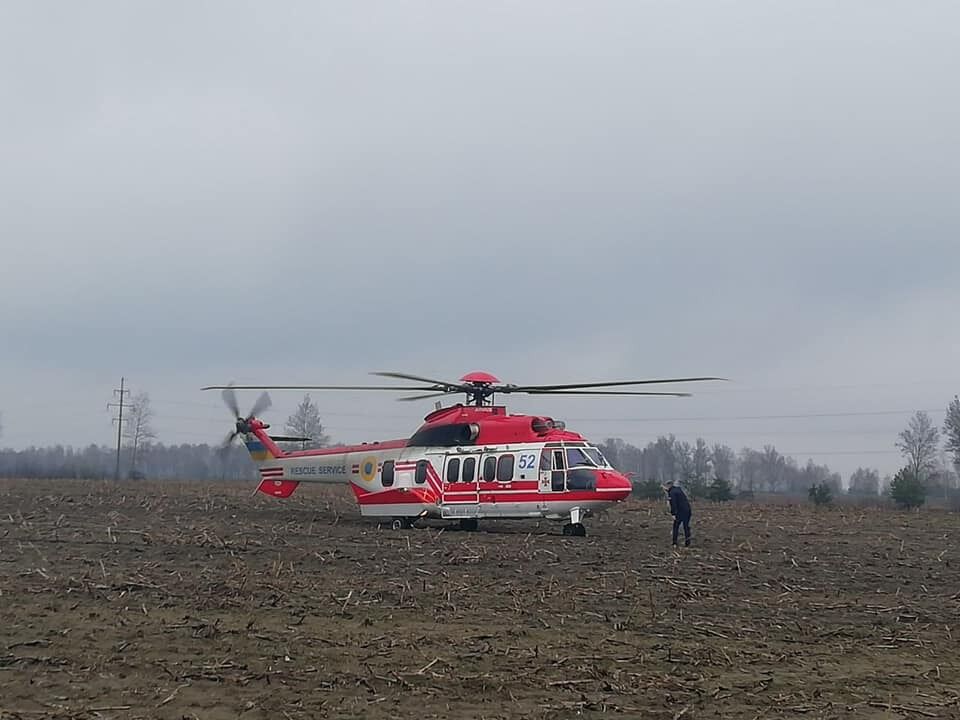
<box><xmin>203</xmin><ymin>371</ymin><xmax>723</xmax><ymax>536</ymax></box>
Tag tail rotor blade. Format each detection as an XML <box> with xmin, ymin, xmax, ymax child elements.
<box><xmin>217</xmin><ymin>429</ymin><xmax>238</xmax><ymax>458</ymax></box>
<box><xmin>248</xmin><ymin>391</ymin><xmax>272</xmax><ymax>419</ymax></box>
<box><xmin>223</xmin><ymin>429</ymin><xmax>237</xmax><ymax>447</ymax></box>
<box><xmin>221</xmin><ymin>385</ymin><xmax>241</xmax><ymax>418</ymax></box>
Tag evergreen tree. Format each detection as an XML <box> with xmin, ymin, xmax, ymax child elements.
<box><xmin>635</xmin><ymin>478</ymin><xmax>664</xmax><ymax>500</ymax></box>
<box><xmin>708</xmin><ymin>476</ymin><xmax>734</xmax><ymax>502</ymax></box>
<box><xmin>808</xmin><ymin>482</ymin><xmax>833</xmax><ymax>506</ymax></box>
<box><xmin>889</xmin><ymin>468</ymin><xmax>926</xmax><ymax>509</ymax></box>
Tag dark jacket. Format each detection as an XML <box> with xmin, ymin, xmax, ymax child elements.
<box><xmin>668</xmin><ymin>485</ymin><xmax>691</xmax><ymax>518</ymax></box>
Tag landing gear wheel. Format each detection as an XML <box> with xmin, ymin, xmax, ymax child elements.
<box><xmin>459</xmin><ymin>518</ymin><xmax>478</xmax><ymax>532</ymax></box>
<box><xmin>562</xmin><ymin>523</ymin><xmax>587</xmax><ymax>537</ymax></box>
<box><xmin>391</xmin><ymin>517</ymin><xmax>415</xmax><ymax>530</ymax></box>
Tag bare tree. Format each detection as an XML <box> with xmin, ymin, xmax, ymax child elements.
<box><xmin>759</xmin><ymin>445</ymin><xmax>788</xmax><ymax>493</ymax></box>
<box><xmin>692</xmin><ymin>438</ymin><xmax>712</xmax><ymax>480</ymax></box>
<box><xmin>674</xmin><ymin>440</ymin><xmax>695</xmax><ymax>483</ymax></box>
<box><xmin>123</xmin><ymin>393</ymin><xmax>156</xmax><ymax>477</ymax></box>
<box><xmin>711</xmin><ymin>443</ymin><xmax>736</xmax><ymax>482</ymax></box>
<box><xmin>738</xmin><ymin>447</ymin><xmax>761</xmax><ymax>492</ymax></box>
<box><xmin>945</xmin><ymin>395</ymin><xmax>960</xmax><ymax>475</ymax></box>
<box><xmin>848</xmin><ymin>467</ymin><xmax>880</xmax><ymax>496</ymax></box>
<box><xmin>284</xmin><ymin>394</ymin><xmax>329</xmax><ymax>450</ymax></box>
<box><xmin>896</xmin><ymin>410</ymin><xmax>940</xmax><ymax>486</ymax></box>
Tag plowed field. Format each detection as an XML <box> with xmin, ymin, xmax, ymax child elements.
<box><xmin>2</xmin><ymin>479</ymin><xmax>958</xmax><ymax>719</ymax></box>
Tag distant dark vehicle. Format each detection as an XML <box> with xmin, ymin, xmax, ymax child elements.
<box><xmin>737</xmin><ymin>489</ymin><xmax>755</xmax><ymax>501</ymax></box>
<box><xmin>128</xmin><ymin>470</ymin><xmax>146</xmax><ymax>481</ymax></box>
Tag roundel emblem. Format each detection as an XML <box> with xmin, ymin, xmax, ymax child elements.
<box><xmin>359</xmin><ymin>456</ymin><xmax>378</xmax><ymax>483</ymax></box>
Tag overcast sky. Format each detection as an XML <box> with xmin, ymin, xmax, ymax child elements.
<box><xmin>1</xmin><ymin>1</ymin><xmax>958</xmax><ymax>481</ymax></box>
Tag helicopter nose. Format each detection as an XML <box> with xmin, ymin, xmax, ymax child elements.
<box><xmin>597</xmin><ymin>470</ymin><xmax>633</xmax><ymax>500</ymax></box>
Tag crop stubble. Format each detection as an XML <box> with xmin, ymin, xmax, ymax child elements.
<box><xmin>1</xmin><ymin>479</ymin><xmax>958</xmax><ymax>719</ymax></box>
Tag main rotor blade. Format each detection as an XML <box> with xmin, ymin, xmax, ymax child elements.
<box><xmin>370</xmin><ymin>371</ymin><xmax>465</xmax><ymax>390</ymax></box>
<box><xmin>396</xmin><ymin>392</ymin><xmax>455</xmax><ymax>402</ymax></box>
<box><xmin>248</xmin><ymin>391</ymin><xmax>272</xmax><ymax>418</ymax></box>
<box><xmin>522</xmin><ymin>390</ymin><xmax>693</xmax><ymax>397</ymax></box>
<box><xmin>201</xmin><ymin>384</ymin><xmax>442</xmax><ymax>391</ymax></box>
<box><xmin>503</xmin><ymin>376</ymin><xmax>726</xmax><ymax>392</ymax></box>
<box><xmin>221</xmin><ymin>386</ymin><xmax>240</xmax><ymax>417</ymax></box>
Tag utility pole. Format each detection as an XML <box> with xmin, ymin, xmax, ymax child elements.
<box><xmin>107</xmin><ymin>377</ymin><xmax>129</xmax><ymax>481</ymax></box>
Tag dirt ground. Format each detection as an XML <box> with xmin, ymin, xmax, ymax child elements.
<box><xmin>1</xmin><ymin>479</ymin><xmax>959</xmax><ymax>720</ymax></box>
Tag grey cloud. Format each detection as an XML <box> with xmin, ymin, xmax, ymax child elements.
<box><xmin>1</xmin><ymin>1</ymin><xmax>958</xmax><ymax>481</ymax></box>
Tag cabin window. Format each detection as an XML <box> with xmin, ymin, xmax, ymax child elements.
<box><xmin>382</xmin><ymin>460</ymin><xmax>395</xmax><ymax>486</ymax></box>
<box><xmin>446</xmin><ymin>458</ymin><xmax>460</xmax><ymax>483</ymax></box>
<box><xmin>482</xmin><ymin>456</ymin><xmax>497</xmax><ymax>482</ymax></box>
<box><xmin>415</xmin><ymin>460</ymin><xmax>428</xmax><ymax>484</ymax></box>
<box><xmin>462</xmin><ymin>457</ymin><xmax>476</xmax><ymax>483</ymax></box>
<box><xmin>496</xmin><ymin>454</ymin><xmax>514</xmax><ymax>482</ymax></box>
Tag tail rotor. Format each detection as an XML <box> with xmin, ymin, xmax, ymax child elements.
<box><xmin>218</xmin><ymin>384</ymin><xmax>273</xmax><ymax>452</ymax></box>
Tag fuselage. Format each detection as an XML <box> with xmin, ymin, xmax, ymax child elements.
<box><xmin>246</xmin><ymin>404</ymin><xmax>633</xmax><ymax>522</ymax></box>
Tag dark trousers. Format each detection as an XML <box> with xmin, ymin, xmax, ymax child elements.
<box><xmin>672</xmin><ymin>513</ymin><xmax>691</xmax><ymax>545</ymax></box>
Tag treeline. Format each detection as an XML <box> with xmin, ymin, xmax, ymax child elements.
<box><xmin>595</xmin><ymin>428</ymin><xmax>960</xmax><ymax>504</ymax></box>
<box><xmin>0</xmin><ymin>436</ymin><xmax>854</xmax><ymax>494</ymax></box>
<box><xmin>594</xmin><ymin>435</ymin><xmax>852</xmax><ymax>498</ymax></box>
<box><xmin>0</xmin><ymin>443</ymin><xmax>256</xmax><ymax>482</ymax></box>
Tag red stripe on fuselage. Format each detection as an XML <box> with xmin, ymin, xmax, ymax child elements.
<box><xmin>353</xmin><ymin>487</ymin><xmax>439</xmax><ymax>506</ymax></box>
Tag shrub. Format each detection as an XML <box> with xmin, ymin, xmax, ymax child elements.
<box><xmin>808</xmin><ymin>482</ymin><xmax>833</xmax><ymax>506</ymax></box>
<box><xmin>889</xmin><ymin>468</ymin><xmax>926</xmax><ymax>509</ymax></box>
<box><xmin>708</xmin><ymin>476</ymin><xmax>734</xmax><ymax>502</ymax></box>
<box><xmin>634</xmin><ymin>478</ymin><xmax>664</xmax><ymax>500</ymax></box>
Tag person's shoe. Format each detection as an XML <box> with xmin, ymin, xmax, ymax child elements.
<box><xmin>684</xmin><ymin>540</ymin><xmax>691</xmax><ymax>547</ymax></box>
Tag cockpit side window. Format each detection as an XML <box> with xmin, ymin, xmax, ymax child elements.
<box><xmin>540</xmin><ymin>450</ymin><xmax>552</xmax><ymax>471</ymax></box>
<box><xmin>551</xmin><ymin>449</ymin><xmax>565</xmax><ymax>491</ymax></box>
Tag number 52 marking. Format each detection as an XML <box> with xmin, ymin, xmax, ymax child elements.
<box><xmin>518</xmin><ymin>453</ymin><xmax>537</xmax><ymax>470</ymax></box>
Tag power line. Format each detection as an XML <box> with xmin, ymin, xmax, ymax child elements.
<box><xmin>774</xmin><ymin>450</ymin><xmax>901</xmax><ymax>456</ymax></box>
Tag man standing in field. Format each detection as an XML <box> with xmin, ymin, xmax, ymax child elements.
<box><xmin>663</xmin><ymin>480</ymin><xmax>692</xmax><ymax>547</ymax></box>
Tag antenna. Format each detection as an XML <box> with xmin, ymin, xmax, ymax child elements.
<box><xmin>107</xmin><ymin>376</ymin><xmax>130</xmax><ymax>481</ymax></box>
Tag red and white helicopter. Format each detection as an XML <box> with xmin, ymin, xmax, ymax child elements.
<box><xmin>204</xmin><ymin>371</ymin><xmax>722</xmax><ymax>536</ymax></box>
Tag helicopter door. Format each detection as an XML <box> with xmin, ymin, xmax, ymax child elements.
<box><xmin>539</xmin><ymin>448</ymin><xmax>565</xmax><ymax>492</ymax></box>
<box><xmin>440</xmin><ymin>453</ymin><xmax>480</xmax><ymax>519</ymax></box>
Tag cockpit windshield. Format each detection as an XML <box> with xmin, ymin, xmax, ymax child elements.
<box><xmin>584</xmin><ymin>447</ymin><xmax>609</xmax><ymax>467</ymax></box>
<box><xmin>566</xmin><ymin>448</ymin><xmax>598</xmax><ymax>468</ymax></box>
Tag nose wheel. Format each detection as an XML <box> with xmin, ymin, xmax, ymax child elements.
<box><xmin>562</xmin><ymin>506</ymin><xmax>587</xmax><ymax>537</ymax></box>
